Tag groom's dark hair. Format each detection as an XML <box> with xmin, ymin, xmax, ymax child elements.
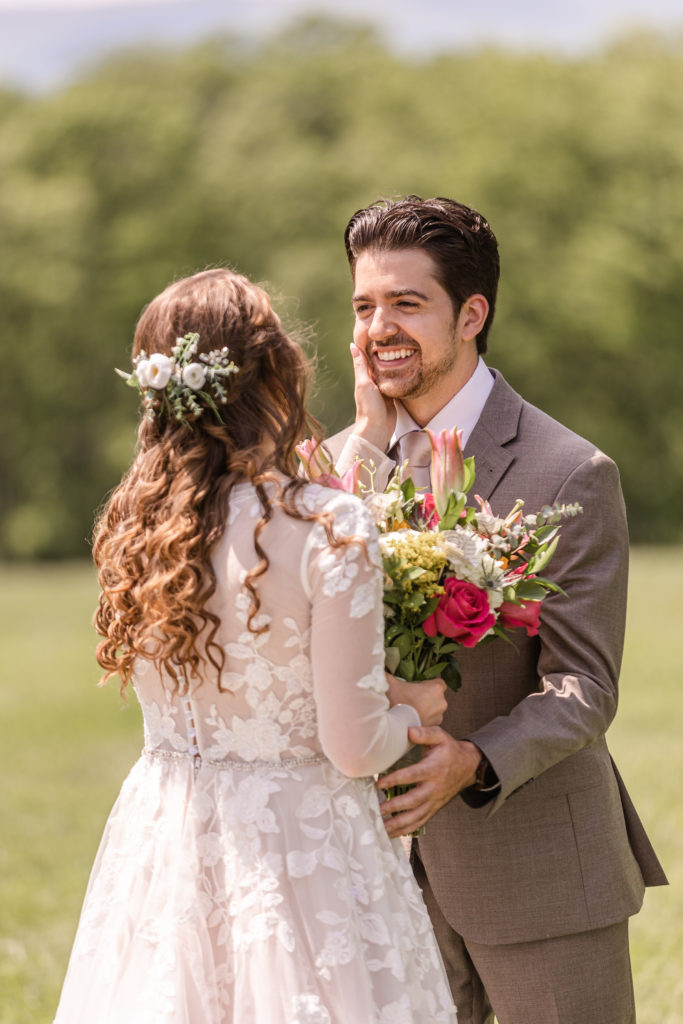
<box><xmin>344</xmin><ymin>195</ymin><xmax>500</xmax><ymax>353</ymax></box>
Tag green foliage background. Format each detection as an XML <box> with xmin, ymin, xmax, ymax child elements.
<box><xmin>1</xmin><ymin>19</ymin><xmax>683</xmax><ymax>556</ymax></box>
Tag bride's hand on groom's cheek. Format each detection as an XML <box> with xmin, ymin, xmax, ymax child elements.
<box><xmin>377</xmin><ymin>730</ymin><xmax>481</xmax><ymax>837</ymax></box>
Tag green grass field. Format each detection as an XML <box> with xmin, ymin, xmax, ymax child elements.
<box><xmin>0</xmin><ymin>553</ymin><xmax>680</xmax><ymax>1023</ymax></box>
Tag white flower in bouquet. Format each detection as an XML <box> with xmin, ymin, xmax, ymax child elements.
<box><xmin>474</xmin><ymin>510</ymin><xmax>506</xmax><ymax>536</ymax></box>
<box><xmin>470</xmin><ymin>554</ymin><xmax>506</xmax><ymax>607</ymax></box>
<box><xmin>365</xmin><ymin>490</ymin><xmax>405</xmax><ymax>529</ymax></box>
<box><xmin>440</xmin><ymin>526</ymin><xmax>489</xmax><ymax>578</ymax></box>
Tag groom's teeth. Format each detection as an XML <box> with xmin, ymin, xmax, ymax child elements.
<box><xmin>376</xmin><ymin>349</ymin><xmax>414</xmax><ymax>362</ymax></box>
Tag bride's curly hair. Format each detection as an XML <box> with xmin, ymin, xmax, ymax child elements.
<box><xmin>93</xmin><ymin>268</ymin><xmax>330</xmax><ymax>696</ymax></box>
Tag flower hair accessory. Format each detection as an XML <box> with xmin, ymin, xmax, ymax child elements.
<box><xmin>116</xmin><ymin>333</ymin><xmax>239</xmax><ymax>424</ymax></box>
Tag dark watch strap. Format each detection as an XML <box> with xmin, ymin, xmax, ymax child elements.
<box><xmin>473</xmin><ymin>753</ymin><xmax>499</xmax><ymax>791</ymax></box>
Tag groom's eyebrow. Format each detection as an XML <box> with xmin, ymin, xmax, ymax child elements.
<box><xmin>352</xmin><ymin>287</ymin><xmax>430</xmax><ymax>303</ymax></box>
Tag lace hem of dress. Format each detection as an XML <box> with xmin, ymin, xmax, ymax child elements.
<box><xmin>142</xmin><ymin>746</ymin><xmax>329</xmax><ymax>771</ymax></box>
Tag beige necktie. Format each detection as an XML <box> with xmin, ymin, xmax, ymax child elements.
<box><xmin>399</xmin><ymin>429</ymin><xmax>432</xmax><ymax>490</ymax></box>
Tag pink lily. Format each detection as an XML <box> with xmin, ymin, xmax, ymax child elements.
<box><xmin>427</xmin><ymin>427</ymin><xmax>466</xmax><ymax>517</ymax></box>
<box><xmin>295</xmin><ymin>438</ymin><xmax>334</xmax><ymax>481</ymax></box>
<box><xmin>317</xmin><ymin>460</ymin><xmax>363</xmax><ymax>496</ymax></box>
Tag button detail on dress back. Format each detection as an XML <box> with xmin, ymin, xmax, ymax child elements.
<box><xmin>181</xmin><ymin>697</ymin><xmax>201</xmax><ymax>774</ymax></box>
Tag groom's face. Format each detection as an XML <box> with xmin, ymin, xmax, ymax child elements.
<box><xmin>351</xmin><ymin>247</ymin><xmax>465</xmax><ymax>407</ymax></box>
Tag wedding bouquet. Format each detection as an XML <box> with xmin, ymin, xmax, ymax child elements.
<box><xmin>297</xmin><ymin>429</ymin><xmax>582</xmax><ymax>693</ymax></box>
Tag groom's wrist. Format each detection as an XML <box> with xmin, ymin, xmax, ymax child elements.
<box><xmin>459</xmin><ymin>743</ymin><xmax>501</xmax><ymax>807</ymax></box>
<box><xmin>472</xmin><ymin>752</ymin><xmax>499</xmax><ymax>791</ymax></box>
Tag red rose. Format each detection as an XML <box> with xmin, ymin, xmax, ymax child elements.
<box><xmin>498</xmin><ymin>599</ymin><xmax>542</xmax><ymax>636</ymax></box>
<box><xmin>423</xmin><ymin>578</ymin><xmax>495</xmax><ymax>648</ymax></box>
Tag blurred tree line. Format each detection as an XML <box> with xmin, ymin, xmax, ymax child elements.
<box><xmin>1</xmin><ymin>18</ymin><xmax>682</xmax><ymax>557</ymax></box>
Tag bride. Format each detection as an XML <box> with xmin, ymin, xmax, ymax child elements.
<box><xmin>53</xmin><ymin>268</ymin><xmax>458</xmax><ymax>1023</ymax></box>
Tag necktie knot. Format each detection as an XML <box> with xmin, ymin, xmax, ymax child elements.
<box><xmin>399</xmin><ymin>429</ymin><xmax>432</xmax><ymax>489</ymax></box>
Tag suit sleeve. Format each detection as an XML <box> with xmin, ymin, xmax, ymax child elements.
<box><xmin>467</xmin><ymin>451</ymin><xmax>629</xmax><ymax>814</ymax></box>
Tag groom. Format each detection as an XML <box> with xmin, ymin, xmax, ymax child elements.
<box><xmin>327</xmin><ymin>196</ymin><xmax>666</xmax><ymax>1024</ymax></box>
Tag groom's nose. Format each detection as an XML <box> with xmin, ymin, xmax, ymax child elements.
<box><xmin>367</xmin><ymin>306</ymin><xmax>399</xmax><ymax>341</ymax></box>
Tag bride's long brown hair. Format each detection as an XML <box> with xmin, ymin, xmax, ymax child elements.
<box><xmin>93</xmin><ymin>268</ymin><xmax>327</xmax><ymax>696</ymax></box>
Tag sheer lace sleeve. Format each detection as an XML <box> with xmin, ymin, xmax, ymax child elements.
<box><xmin>302</xmin><ymin>490</ymin><xmax>419</xmax><ymax>777</ymax></box>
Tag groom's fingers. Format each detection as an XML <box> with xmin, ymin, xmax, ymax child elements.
<box><xmin>377</xmin><ymin>727</ymin><xmax>448</xmax><ymax>791</ymax></box>
<box><xmin>377</xmin><ymin>760</ymin><xmax>425</xmax><ymax>792</ymax></box>
<box><xmin>380</xmin><ymin>783</ymin><xmax>443</xmax><ymax>838</ymax></box>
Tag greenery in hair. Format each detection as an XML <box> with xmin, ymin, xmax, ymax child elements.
<box><xmin>116</xmin><ymin>333</ymin><xmax>239</xmax><ymax>426</ymax></box>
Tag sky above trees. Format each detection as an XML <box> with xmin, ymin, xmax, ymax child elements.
<box><xmin>2</xmin><ymin>0</ymin><xmax>683</xmax><ymax>92</ymax></box>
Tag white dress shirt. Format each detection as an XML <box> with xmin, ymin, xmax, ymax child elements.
<box><xmin>335</xmin><ymin>358</ymin><xmax>495</xmax><ymax>490</ymax></box>
<box><xmin>392</xmin><ymin>356</ymin><xmax>494</xmax><ymax>451</ymax></box>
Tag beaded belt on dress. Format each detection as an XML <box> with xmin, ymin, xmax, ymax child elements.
<box><xmin>142</xmin><ymin>747</ymin><xmax>328</xmax><ymax>772</ymax></box>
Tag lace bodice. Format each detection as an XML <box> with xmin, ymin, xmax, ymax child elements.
<box><xmin>133</xmin><ymin>482</ymin><xmax>418</xmax><ymax>777</ymax></box>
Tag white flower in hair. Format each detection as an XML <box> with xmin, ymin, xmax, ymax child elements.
<box><xmin>182</xmin><ymin>362</ymin><xmax>207</xmax><ymax>390</ymax></box>
<box><xmin>134</xmin><ymin>358</ymin><xmax>152</xmax><ymax>387</ymax></box>
<box><xmin>116</xmin><ymin>332</ymin><xmax>239</xmax><ymax>425</ymax></box>
<box><xmin>145</xmin><ymin>353</ymin><xmax>174</xmax><ymax>389</ymax></box>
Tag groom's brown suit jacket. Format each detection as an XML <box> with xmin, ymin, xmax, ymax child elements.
<box><xmin>328</xmin><ymin>369</ymin><xmax>666</xmax><ymax>946</ymax></box>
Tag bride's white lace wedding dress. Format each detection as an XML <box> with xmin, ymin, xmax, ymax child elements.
<box><xmin>53</xmin><ymin>482</ymin><xmax>457</xmax><ymax>1023</ymax></box>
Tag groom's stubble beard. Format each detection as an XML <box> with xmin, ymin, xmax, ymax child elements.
<box><xmin>370</xmin><ymin>324</ymin><xmax>459</xmax><ymax>402</ymax></box>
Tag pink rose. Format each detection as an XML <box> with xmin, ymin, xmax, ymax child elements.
<box><xmin>420</xmin><ymin>493</ymin><xmax>441</xmax><ymax>530</ymax></box>
<box><xmin>423</xmin><ymin>578</ymin><xmax>495</xmax><ymax>648</ymax></box>
<box><xmin>498</xmin><ymin>599</ymin><xmax>542</xmax><ymax>636</ymax></box>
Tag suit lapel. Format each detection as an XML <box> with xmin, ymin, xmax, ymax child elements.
<box><xmin>463</xmin><ymin>370</ymin><xmax>522</xmax><ymax>502</ymax></box>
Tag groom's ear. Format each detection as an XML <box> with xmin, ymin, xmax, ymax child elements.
<box><xmin>458</xmin><ymin>295</ymin><xmax>489</xmax><ymax>343</ymax></box>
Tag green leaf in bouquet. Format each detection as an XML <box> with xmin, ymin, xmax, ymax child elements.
<box><xmin>402</xmin><ymin>478</ymin><xmax>416</xmax><ymax>501</ymax></box>
<box><xmin>461</xmin><ymin>506</ymin><xmax>478</xmax><ymax>527</ymax></box>
<box><xmin>512</xmin><ymin>579</ymin><xmax>548</xmax><ymax>601</ymax></box>
<box><xmin>528</xmin><ymin>524</ymin><xmax>560</xmax><ymax>545</ymax></box>
<box><xmin>491</xmin><ymin>623</ymin><xmax>520</xmax><ymax>647</ymax></box>
<box><xmin>398</xmin><ymin>658</ymin><xmax>416</xmax><ymax>681</ymax></box>
<box><xmin>463</xmin><ymin>456</ymin><xmax>476</xmax><ymax>493</ymax></box>
<box><xmin>403</xmin><ymin>565</ymin><xmax>428</xmax><ymax>581</ymax></box>
<box><xmin>403</xmin><ymin>590</ymin><xmax>426</xmax><ymax>610</ymax></box>
<box><xmin>441</xmin><ymin>659</ymin><xmax>462</xmax><ymax>692</ymax></box>
<box><xmin>385</xmin><ymin>646</ymin><xmax>401</xmax><ymax>673</ymax></box>
<box><xmin>395</xmin><ymin>632</ymin><xmax>413</xmax><ymax>658</ymax></box>
<box><xmin>420</xmin><ymin>661</ymin><xmax>448</xmax><ymax>679</ymax></box>
<box><xmin>528</xmin><ymin>576</ymin><xmax>567</xmax><ymax>597</ymax></box>
<box><xmin>438</xmin><ymin>494</ymin><xmax>466</xmax><ymax>531</ymax></box>
<box><xmin>526</xmin><ymin>535</ymin><xmax>560</xmax><ymax>575</ymax></box>
<box><xmin>536</xmin><ymin>502</ymin><xmax>582</xmax><ymax>527</ymax></box>
<box><xmin>419</xmin><ymin>595</ymin><xmax>440</xmax><ymax>619</ymax></box>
